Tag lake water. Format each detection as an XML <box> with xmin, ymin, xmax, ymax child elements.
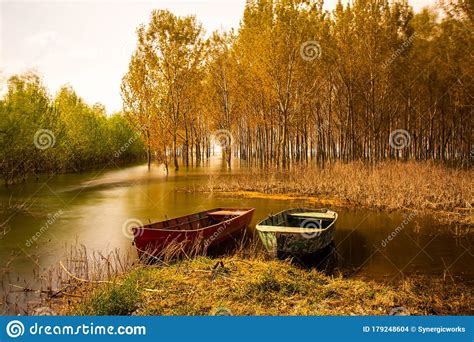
<box><xmin>1</xmin><ymin>159</ymin><xmax>473</xmax><ymax>312</ymax></box>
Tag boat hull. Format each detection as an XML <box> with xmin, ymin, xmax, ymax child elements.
<box><xmin>256</xmin><ymin>208</ymin><xmax>337</xmax><ymax>256</ymax></box>
<box><xmin>132</xmin><ymin>208</ymin><xmax>254</xmax><ymax>259</ymax></box>
<box><xmin>258</xmin><ymin>224</ymin><xmax>336</xmax><ymax>255</ymax></box>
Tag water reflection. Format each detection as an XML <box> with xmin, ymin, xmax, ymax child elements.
<box><xmin>277</xmin><ymin>241</ymin><xmax>339</xmax><ymax>274</ymax></box>
<box><xmin>0</xmin><ymin>160</ymin><xmax>472</xmax><ymax>293</ymax></box>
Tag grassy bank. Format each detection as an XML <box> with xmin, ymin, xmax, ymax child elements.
<box><xmin>59</xmin><ymin>256</ymin><xmax>472</xmax><ymax>316</ymax></box>
<box><xmin>201</xmin><ymin>161</ymin><xmax>473</xmax><ymax>225</ymax></box>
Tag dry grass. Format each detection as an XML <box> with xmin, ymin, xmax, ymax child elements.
<box><xmin>202</xmin><ymin>161</ymin><xmax>473</xmax><ymax>224</ymax></box>
<box><xmin>6</xmin><ymin>227</ymin><xmax>471</xmax><ymax>316</ymax></box>
<box><xmin>0</xmin><ymin>242</ymin><xmax>134</xmax><ymax>315</ymax></box>
<box><xmin>60</xmin><ymin>256</ymin><xmax>473</xmax><ymax>316</ymax></box>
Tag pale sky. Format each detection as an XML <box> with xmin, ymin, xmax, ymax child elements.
<box><xmin>0</xmin><ymin>0</ymin><xmax>437</xmax><ymax>113</ymax></box>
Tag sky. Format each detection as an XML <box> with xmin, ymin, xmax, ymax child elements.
<box><xmin>0</xmin><ymin>0</ymin><xmax>437</xmax><ymax>113</ymax></box>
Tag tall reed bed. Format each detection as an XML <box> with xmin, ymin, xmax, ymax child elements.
<box><xmin>205</xmin><ymin>161</ymin><xmax>472</xmax><ymax>217</ymax></box>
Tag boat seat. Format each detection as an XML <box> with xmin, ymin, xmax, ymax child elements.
<box><xmin>288</xmin><ymin>212</ymin><xmax>335</xmax><ymax>220</ymax></box>
<box><xmin>160</xmin><ymin>216</ymin><xmax>210</xmax><ymax>230</ymax></box>
<box><xmin>286</xmin><ymin>212</ymin><xmax>334</xmax><ymax>229</ymax></box>
<box><xmin>209</xmin><ymin>210</ymin><xmax>246</xmax><ymax>216</ymax></box>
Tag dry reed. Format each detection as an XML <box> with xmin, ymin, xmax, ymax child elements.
<box><xmin>203</xmin><ymin>161</ymin><xmax>473</xmax><ymax>224</ymax></box>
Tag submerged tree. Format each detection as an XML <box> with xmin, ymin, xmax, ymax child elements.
<box><xmin>122</xmin><ymin>10</ymin><xmax>207</xmax><ymax>171</ymax></box>
<box><xmin>2</xmin><ymin>0</ymin><xmax>471</xmax><ymax>183</ymax></box>
<box><xmin>205</xmin><ymin>31</ymin><xmax>238</xmax><ymax>168</ymax></box>
<box><xmin>0</xmin><ymin>73</ymin><xmax>144</xmax><ymax>185</ymax></box>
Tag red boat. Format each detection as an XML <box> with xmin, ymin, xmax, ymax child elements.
<box><xmin>132</xmin><ymin>208</ymin><xmax>254</xmax><ymax>259</ymax></box>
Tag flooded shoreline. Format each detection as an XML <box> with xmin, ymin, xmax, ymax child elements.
<box><xmin>1</xmin><ymin>161</ymin><xmax>472</xmax><ymax>289</ymax></box>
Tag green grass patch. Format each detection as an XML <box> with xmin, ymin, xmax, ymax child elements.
<box><xmin>65</xmin><ymin>257</ymin><xmax>473</xmax><ymax>316</ymax></box>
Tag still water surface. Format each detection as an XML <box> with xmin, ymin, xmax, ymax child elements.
<box><xmin>1</xmin><ymin>159</ymin><xmax>473</xmax><ymax>293</ymax></box>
